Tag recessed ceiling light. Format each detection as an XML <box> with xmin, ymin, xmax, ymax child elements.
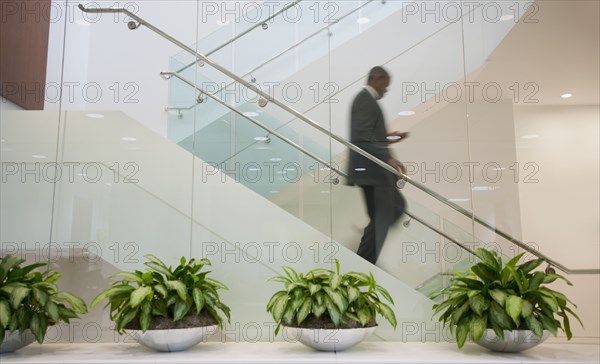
<box><xmin>243</xmin><ymin>111</ymin><xmax>259</xmax><ymax>117</ymax></box>
<box><xmin>354</xmin><ymin>167</ymin><xmax>366</xmax><ymax>172</ymax></box>
<box><xmin>448</xmin><ymin>198</ymin><xmax>470</xmax><ymax>202</ymax></box>
<box><xmin>247</xmin><ymin>167</ymin><xmax>260</xmax><ymax>172</ymax></box>
<box><xmin>32</xmin><ymin>154</ymin><xmax>46</xmax><ymax>159</ymax></box>
<box><xmin>254</xmin><ymin>136</ymin><xmax>269</xmax><ymax>142</ymax></box>
<box><xmin>270</xmin><ymin>190</ymin><xmax>280</xmax><ymax>194</ymax></box>
<box><xmin>472</xmin><ymin>186</ymin><xmax>500</xmax><ymax>191</ymax></box>
<box><xmin>86</xmin><ymin>113</ymin><xmax>104</xmax><ymax>119</ymax></box>
<box><xmin>122</xmin><ymin>137</ymin><xmax>137</xmax><ymax>142</ymax></box>
<box><xmin>270</xmin><ymin>157</ymin><xmax>283</xmax><ymax>162</ymax></box>
<box><xmin>386</xmin><ymin>135</ymin><xmax>402</xmax><ymax>141</ymax></box>
<box><xmin>255</xmin><ymin>147</ymin><xmax>271</xmax><ymax>150</ymax></box>
<box><xmin>521</xmin><ymin>134</ymin><xmax>539</xmax><ymax>139</ymax></box>
<box><xmin>561</xmin><ymin>93</ymin><xmax>573</xmax><ymax>99</ymax></box>
<box><xmin>320</xmin><ymin>190</ymin><xmax>330</xmax><ymax>194</ymax></box>
<box><xmin>500</xmin><ymin>14</ymin><xmax>514</xmax><ymax>21</ymax></box>
<box><xmin>398</xmin><ymin>110</ymin><xmax>416</xmax><ymax>116</ymax></box>
<box><xmin>357</xmin><ymin>17</ymin><xmax>370</xmax><ymax>24</ymax></box>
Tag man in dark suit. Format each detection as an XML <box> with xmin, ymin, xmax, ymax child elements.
<box><xmin>347</xmin><ymin>66</ymin><xmax>408</xmax><ymax>265</ymax></box>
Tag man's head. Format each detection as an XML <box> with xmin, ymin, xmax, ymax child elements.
<box><xmin>367</xmin><ymin>66</ymin><xmax>391</xmax><ymax>99</ymax></box>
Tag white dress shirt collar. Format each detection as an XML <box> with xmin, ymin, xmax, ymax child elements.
<box><xmin>364</xmin><ymin>85</ymin><xmax>381</xmax><ymax>100</ymax></box>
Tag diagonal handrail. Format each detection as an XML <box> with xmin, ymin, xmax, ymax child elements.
<box><xmin>169</xmin><ymin>0</ymin><xmax>377</xmax><ymax>113</ymax></box>
<box><xmin>173</xmin><ymin>0</ymin><xmax>303</xmax><ymax>76</ymax></box>
<box><xmin>78</xmin><ymin>4</ymin><xmax>600</xmax><ymax>276</ymax></box>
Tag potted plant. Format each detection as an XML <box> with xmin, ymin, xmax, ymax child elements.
<box><xmin>90</xmin><ymin>254</ymin><xmax>230</xmax><ymax>352</ymax></box>
<box><xmin>0</xmin><ymin>255</ymin><xmax>88</xmax><ymax>353</ymax></box>
<box><xmin>266</xmin><ymin>260</ymin><xmax>396</xmax><ymax>351</ymax></box>
<box><xmin>432</xmin><ymin>248</ymin><xmax>582</xmax><ymax>352</ymax></box>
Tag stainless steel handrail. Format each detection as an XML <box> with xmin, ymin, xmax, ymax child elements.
<box><xmin>163</xmin><ymin>71</ymin><xmax>342</xmax><ymax>183</ymax></box>
<box><xmin>174</xmin><ymin>0</ymin><xmax>303</xmax><ymax>75</ymax></box>
<box><xmin>78</xmin><ymin>3</ymin><xmax>600</xmax><ymax>276</ymax></box>
<box><xmin>172</xmin><ymin>0</ymin><xmax>376</xmax><ymax>111</ymax></box>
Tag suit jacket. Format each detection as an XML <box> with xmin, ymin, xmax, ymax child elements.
<box><xmin>347</xmin><ymin>88</ymin><xmax>396</xmax><ymax>186</ymax></box>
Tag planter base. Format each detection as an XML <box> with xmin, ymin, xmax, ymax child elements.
<box><xmin>284</xmin><ymin>326</ymin><xmax>376</xmax><ymax>351</ymax></box>
<box><xmin>476</xmin><ymin>329</ymin><xmax>550</xmax><ymax>352</ymax></box>
<box><xmin>128</xmin><ymin>325</ymin><xmax>218</xmax><ymax>352</ymax></box>
<box><xmin>0</xmin><ymin>330</ymin><xmax>36</xmax><ymax>354</ymax></box>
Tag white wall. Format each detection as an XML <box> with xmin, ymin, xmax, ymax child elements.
<box><xmin>514</xmin><ymin>105</ymin><xmax>599</xmax><ymax>340</ymax></box>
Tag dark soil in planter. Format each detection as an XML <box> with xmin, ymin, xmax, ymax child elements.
<box><xmin>285</xmin><ymin>314</ymin><xmax>377</xmax><ymax>329</ymax></box>
<box><xmin>125</xmin><ymin>311</ymin><xmax>217</xmax><ymax>330</ymax></box>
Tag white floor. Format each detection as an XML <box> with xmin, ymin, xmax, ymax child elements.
<box><xmin>1</xmin><ymin>342</ymin><xmax>599</xmax><ymax>363</ymax></box>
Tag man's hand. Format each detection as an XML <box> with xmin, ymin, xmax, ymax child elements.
<box><xmin>387</xmin><ymin>158</ymin><xmax>406</xmax><ymax>175</ymax></box>
<box><xmin>386</xmin><ymin>131</ymin><xmax>410</xmax><ymax>143</ymax></box>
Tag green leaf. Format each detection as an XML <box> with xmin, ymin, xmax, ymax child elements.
<box><xmin>451</xmin><ymin>301</ymin><xmax>470</xmax><ymax>324</ymax></box>
<box><xmin>113</xmin><ymin>272</ymin><xmax>144</xmax><ymax>284</ymax></box>
<box><xmin>347</xmin><ymin>285</ymin><xmax>360</xmax><ymax>303</ymax></box>
<box><xmin>130</xmin><ymin>286</ymin><xmax>153</xmax><ymax>308</ymax></box>
<box><xmin>32</xmin><ymin>287</ymin><xmax>49</xmax><ymax>306</ymax></box>
<box><xmin>282</xmin><ymin>304</ymin><xmax>295</xmax><ymax>325</ymax></box>
<box><xmin>312</xmin><ymin>300</ymin><xmax>326</xmax><ymax>319</ymax></box>
<box><xmin>377</xmin><ymin>302</ymin><xmax>397</xmax><ymax>329</ymax></box>
<box><xmin>489</xmin><ymin>289</ymin><xmax>508</xmax><ymax>306</ymax></box>
<box><xmin>45</xmin><ymin>301</ymin><xmax>59</xmax><ymax>322</ymax></box>
<box><xmin>324</xmin><ymin>296</ymin><xmax>341</xmax><ymax>326</ymax></box>
<box><xmin>164</xmin><ymin>280</ymin><xmax>187</xmax><ymax>301</ymax></box>
<box><xmin>30</xmin><ymin>312</ymin><xmax>47</xmax><ymax>344</ymax></box>
<box><xmin>153</xmin><ymin>284</ymin><xmax>168</xmax><ymax>298</ymax></box>
<box><xmin>173</xmin><ymin>299</ymin><xmax>189</xmax><ymax>321</ymax></box>
<box><xmin>296</xmin><ymin>298</ymin><xmax>311</xmax><ymax>325</ymax></box>
<box><xmin>308</xmin><ymin>283</ymin><xmax>322</xmax><ymax>296</ymax></box>
<box><xmin>470</xmin><ymin>264</ymin><xmax>497</xmax><ymax>283</ymax></box>
<box><xmin>55</xmin><ymin>292</ymin><xmax>87</xmax><ymax>314</ymax></box>
<box><xmin>193</xmin><ymin>287</ymin><xmax>205</xmax><ymax>313</ymax></box>
<box><xmin>538</xmin><ymin>313</ymin><xmax>558</xmax><ymax>336</ymax></box>
<box><xmin>267</xmin><ymin>291</ymin><xmax>287</xmax><ymax>312</ymax></box>
<box><xmin>204</xmin><ymin>278</ymin><xmax>228</xmax><ymax>291</ymax></box>
<box><xmin>357</xmin><ymin>306</ymin><xmax>371</xmax><ymax>327</ymax></box>
<box><xmin>323</xmin><ymin>287</ymin><xmax>347</xmax><ymax>313</ymax></box>
<box><xmin>469</xmin><ymin>315</ymin><xmax>487</xmax><ymax>342</ymax></box>
<box><xmin>90</xmin><ymin>285</ymin><xmax>134</xmax><ymax>307</ymax></box>
<box><xmin>282</xmin><ymin>266</ymin><xmax>300</xmax><ymax>282</ymax></box>
<box><xmin>9</xmin><ymin>286</ymin><xmax>30</xmax><ymax>309</ymax></box>
<box><xmin>476</xmin><ymin>248</ymin><xmax>500</xmax><ymax>270</ymax></box>
<box><xmin>518</xmin><ymin>258</ymin><xmax>544</xmax><ymax>273</ymax></box>
<box><xmin>469</xmin><ymin>295</ymin><xmax>487</xmax><ymax>316</ymax></box>
<box><xmin>506</xmin><ymin>252</ymin><xmax>526</xmax><ymax>268</ymax></box>
<box><xmin>0</xmin><ymin>300</ymin><xmax>11</xmax><ymax>329</ymax></box>
<box><xmin>544</xmin><ymin>273</ymin><xmax>572</xmax><ymax>286</ymax></box>
<box><xmin>145</xmin><ymin>262</ymin><xmax>173</xmax><ymax>278</ymax></box>
<box><xmin>329</xmin><ymin>273</ymin><xmax>342</xmax><ymax>290</ymax></box>
<box><xmin>272</xmin><ymin>294</ymin><xmax>289</xmax><ymax>322</ymax></box>
<box><xmin>525</xmin><ymin>314</ymin><xmax>543</xmax><ymax>337</ymax></box>
<box><xmin>505</xmin><ymin>295</ymin><xmax>523</xmax><ymax>324</ymax></box>
<box><xmin>521</xmin><ymin>300</ymin><xmax>533</xmax><ymax>318</ymax></box>
<box><xmin>344</xmin><ymin>272</ymin><xmax>370</xmax><ymax>284</ymax></box>
<box><xmin>456</xmin><ymin>323</ymin><xmax>469</xmax><ymax>349</ymax></box>
<box><xmin>375</xmin><ymin>285</ymin><xmax>394</xmax><ymax>304</ymax></box>
<box><xmin>140</xmin><ymin>310</ymin><xmax>151</xmax><ymax>332</ymax></box>
<box><xmin>489</xmin><ymin>301</ymin><xmax>513</xmax><ymax>330</ymax></box>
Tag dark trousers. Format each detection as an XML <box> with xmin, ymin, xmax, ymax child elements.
<box><xmin>356</xmin><ymin>185</ymin><xmax>406</xmax><ymax>264</ymax></box>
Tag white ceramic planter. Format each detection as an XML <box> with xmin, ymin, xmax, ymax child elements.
<box><xmin>128</xmin><ymin>325</ymin><xmax>218</xmax><ymax>352</ymax></box>
<box><xmin>476</xmin><ymin>329</ymin><xmax>550</xmax><ymax>352</ymax></box>
<box><xmin>0</xmin><ymin>330</ymin><xmax>36</xmax><ymax>354</ymax></box>
<box><xmin>284</xmin><ymin>326</ymin><xmax>376</xmax><ymax>352</ymax></box>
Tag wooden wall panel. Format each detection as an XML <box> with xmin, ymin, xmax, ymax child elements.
<box><xmin>0</xmin><ymin>0</ymin><xmax>51</xmax><ymax>110</ymax></box>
